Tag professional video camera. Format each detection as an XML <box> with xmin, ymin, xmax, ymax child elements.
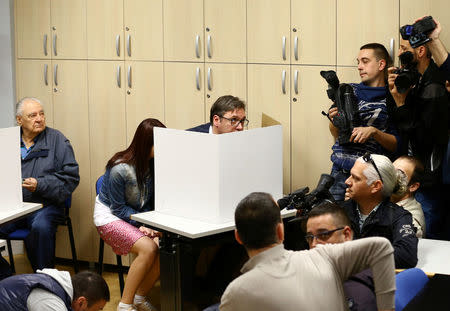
<box><xmin>400</xmin><ymin>16</ymin><xmax>436</xmax><ymax>48</ymax></box>
<box><xmin>394</xmin><ymin>51</ymin><xmax>421</xmax><ymax>93</ymax></box>
<box><xmin>320</xmin><ymin>70</ymin><xmax>361</xmax><ymax>145</ymax></box>
<box><xmin>277</xmin><ymin>174</ymin><xmax>335</xmax><ymax>218</ymax></box>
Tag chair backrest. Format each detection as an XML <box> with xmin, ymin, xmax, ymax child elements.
<box><xmin>395</xmin><ymin>268</ymin><xmax>429</xmax><ymax>311</ymax></box>
<box><xmin>96</xmin><ymin>175</ymin><xmax>104</xmax><ymax>195</ymax></box>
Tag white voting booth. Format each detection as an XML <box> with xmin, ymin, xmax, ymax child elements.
<box><xmin>0</xmin><ymin>126</ymin><xmax>22</xmax><ymax>211</ymax></box>
<box><xmin>153</xmin><ymin>125</ymin><xmax>283</xmax><ymax>224</ymax></box>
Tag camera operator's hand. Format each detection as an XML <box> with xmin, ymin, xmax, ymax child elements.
<box><xmin>388</xmin><ymin>67</ymin><xmax>408</xmax><ymax>107</ymax></box>
<box><xmin>328</xmin><ymin>106</ymin><xmax>339</xmax><ymax>139</ymax></box>
<box><xmin>328</xmin><ymin>107</ymin><xmax>338</xmax><ymax>122</ymax></box>
<box><xmin>350</xmin><ymin>126</ymin><xmax>376</xmax><ymax>144</ymax></box>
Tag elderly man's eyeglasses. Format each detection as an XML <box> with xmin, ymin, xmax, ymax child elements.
<box><xmin>362</xmin><ymin>152</ymin><xmax>384</xmax><ymax>183</ymax></box>
<box><xmin>220</xmin><ymin>116</ymin><xmax>249</xmax><ymax>127</ymax></box>
<box><xmin>305</xmin><ymin>227</ymin><xmax>345</xmax><ymax>244</ymax></box>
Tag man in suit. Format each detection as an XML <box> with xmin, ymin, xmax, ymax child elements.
<box><xmin>188</xmin><ymin>95</ymin><xmax>247</xmax><ymax>134</ymax></box>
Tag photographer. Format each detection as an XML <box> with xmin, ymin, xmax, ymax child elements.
<box><xmin>328</xmin><ymin>43</ymin><xmax>399</xmax><ymax>201</ymax></box>
<box><xmin>422</xmin><ymin>17</ymin><xmax>450</xmax><ymax>81</ymax></box>
<box><xmin>342</xmin><ymin>153</ymin><xmax>418</xmax><ymax>269</ymax></box>
<box><xmin>387</xmin><ymin>19</ymin><xmax>448</xmax><ymax>239</ymax></box>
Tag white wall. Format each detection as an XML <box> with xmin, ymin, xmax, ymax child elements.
<box><xmin>0</xmin><ymin>0</ymin><xmax>16</xmax><ymax>128</ymax></box>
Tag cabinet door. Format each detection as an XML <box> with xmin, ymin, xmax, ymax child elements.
<box><xmin>164</xmin><ymin>0</ymin><xmax>204</xmax><ymax>61</ymax></box>
<box><xmin>164</xmin><ymin>62</ymin><xmax>205</xmax><ymax>129</ymax></box>
<box><xmin>247</xmin><ymin>0</ymin><xmax>290</xmax><ymax>64</ymax></box>
<box><xmin>50</xmin><ymin>0</ymin><xmax>87</xmax><ymax>59</ymax></box>
<box><xmin>15</xmin><ymin>60</ymin><xmax>54</xmax><ymax>126</ymax></box>
<box><xmin>204</xmin><ymin>64</ymin><xmax>247</xmax><ymax>121</ymax></box>
<box><xmin>204</xmin><ymin>0</ymin><xmax>246</xmax><ymax>63</ymax></box>
<box><xmin>125</xmin><ymin>61</ymin><xmax>165</xmax><ymax>144</ymax></box>
<box><xmin>87</xmin><ymin>0</ymin><xmax>124</xmax><ymax>59</ymax></box>
<box><xmin>248</xmin><ymin>64</ymin><xmax>291</xmax><ymax>193</ymax></box>
<box><xmin>15</xmin><ymin>0</ymin><xmax>50</xmax><ymax>59</ymax></box>
<box><xmin>291</xmin><ymin>66</ymin><xmax>335</xmax><ymax>190</ymax></box>
<box><xmin>291</xmin><ymin>0</ymin><xmax>335</xmax><ymax>65</ymax></box>
<box><xmin>51</xmin><ymin>61</ymin><xmax>92</xmax><ymax>260</ymax></box>
<box><xmin>337</xmin><ymin>0</ymin><xmax>399</xmax><ymax>66</ymax></box>
<box><xmin>124</xmin><ymin>0</ymin><xmax>163</xmax><ymax>61</ymax></box>
<box><xmin>88</xmin><ymin>61</ymin><xmax>126</xmax><ymax>184</ymax></box>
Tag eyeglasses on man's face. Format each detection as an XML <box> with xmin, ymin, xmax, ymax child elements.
<box><xmin>220</xmin><ymin>116</ymin><xmax>249</xmax><ymax>127</ymax></box>
<box><xmin>362</xmin><ymin>152</ymin><xmax>384</xmax><ymax>184</ymax></box>
<box><xmin>305</xmin><ymin>227</ymin><xmax>345</xmax><ymax>244</ymax></box>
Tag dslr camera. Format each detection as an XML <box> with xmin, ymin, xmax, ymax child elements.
<box><xmin>400</xmin><ymin>16</ymin><xmax>436</xmax><ymax>48</ymax></box>
<box><xmin>277</xmin><ymin>174</ymin><xmax>335</xmax><ymax>218</ymax></box>
<box><xmin>320</xmin><ymin>70</ymin><xmax>361</xmax><ymax>145</ymax></box>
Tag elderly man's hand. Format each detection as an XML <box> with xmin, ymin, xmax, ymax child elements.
<box><xmin>22</xmin><ymin>177</ymin><xmax>38</xmax><ymax>192</ymax></box>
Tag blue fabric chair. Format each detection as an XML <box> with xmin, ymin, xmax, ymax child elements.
<box><xmin>96</xmin><ymin>175</ymin><xmax>125</xmax><ymax>295</ymax></box>
<box><xmin>395</xmin><ymin>268</ymin><xmax>429</xmax><ymax>311</ymax></box>
<box><xmin>5</xmin><ymin>197</ymin><xmax>78</xmax><ymax>273</ymax></box>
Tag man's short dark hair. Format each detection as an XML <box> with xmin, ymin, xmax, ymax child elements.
<box><xmin>397</xmin><ymin>155</ymin><xmax>424</xmax><ymax>186</ymax></box>
<box><xmin>307</xmin><ymin>202</ymin><xmax>351</xmax><ymax>228</ymax></box>
<box><xmin>360</xmin><ymin>43</ymin><xmax>393</xmax><ymax>68</ymax></box>
<box><xmin>235</xmin><ymin>192</ymin><xmax>281</xmax><ymax>250</ymax></box>
<box><xmin>72</xmin><ymin>271</ymin><xmax>110</xmax><ymax>306</ymax></box>
<box><xmin>209</xmin><ymin>95</ymin><xmax>245</xmax><ymax>124</ymax></box>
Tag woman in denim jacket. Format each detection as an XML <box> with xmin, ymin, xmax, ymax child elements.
<box><xmin>94</xmin><ymin>118</ymin><xmax>165</xmax><ymax>311</ymax></box>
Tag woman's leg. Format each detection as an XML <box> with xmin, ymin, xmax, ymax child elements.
<box><xmin>120</xmin><ymin>236</ymin><xmax>158</xmax><ymax>304</ymax></box>
<box><xmin>136</xmin><ymin>251</ymin><xmax>160</xmax><ymax>296</ymax></box>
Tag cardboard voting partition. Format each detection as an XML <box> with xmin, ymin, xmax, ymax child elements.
<box><xmin>0</xmin><ymin>126</ymin><xmax>22</xmax><ymax>210</ymax></box>
<box><xmin>154</xmin><ymin>126</ymin><xmax>283</xmax><ymax>223</ymax></box>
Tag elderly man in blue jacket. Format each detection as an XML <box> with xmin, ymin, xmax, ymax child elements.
<box><xmin>0</xmin><ymin>97</ymin><xmax>79</xmax><ymax>272</ymax></box>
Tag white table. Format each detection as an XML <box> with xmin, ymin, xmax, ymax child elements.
<box><xmin>417</xmin><ymin>238</ymin><xmax>450</xmax><ymax>275</ymax></box>
<box><xmin>0</xmin><ymin>202</ymin><xmax>42</xmax><ymax>225</ymax></box>
<box><xmin>131</xmin><ymin>208</ymin><xmax>296</xmax><ymax>311</ymax></box>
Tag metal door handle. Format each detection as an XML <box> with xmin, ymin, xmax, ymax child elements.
<box><xmin>43</xmin><ymin>34</ymin><xmax>48</xmax><ymax>56</ymax></box>
<box><xmin>116</xmin><ymin>35</ymin><xmax>120</xmax><ymax>57</ymax></box>
<box><xmin>195</xmin><ymin>35</ymin><xmax>200</xmax><ymax>58</ymax></box>
<box><xmin>294</xmin><ymin>36</ymin><xmax>298</xmax><ymax>61</ymax></box>
<box><xmin>294</xmin><ymin>70</ymin><xmax>299</xmax><ymax>94</ymax></box>
<box><xmin>127</xmin><ymin>34</ymin><xmax>131</xmax><ymax>57</ymax></box>
<box><xmin>54</xmin><ymin>64</ymin><xmax>58</xmax><ymax>86</ymax></box>
<box><xmin>207</xmin><ymin>67</ymin><xmax>212</xmax><ymax>91</ymax></box>
<box><xmin>44</xmin><ymin>64</ymin><xmax>48</xmax><ymax>86</ymax></box>
<box><xmin>389</xmin><ymin>38</ymin><xmax>395</xmax><ymax>61</ymax></box>
<box><xmin>196</xmin><ymin>67</ymin><xmax>200</xmax><ymax>90</ymax></box>
<box><xmin>282</xmin><ymin>70</ymin><xmax>286</xmax><ymax>94</ymax></box>
<box><xmin>282</xmin><ymin>36</ymin><xmax>286</xmax><ymax>60</ymax></box>
<box><xmin>127</xmin><ymin>65</ymin><xmax>132</xmax><ymax>88</ymax></box>
<box><xmin>117</xmin><ymin>65</ymin><xmax>121</xmax><ymax>88</ymax></box>
<box><xmin>53</xmin><ymin>34</ymin><xmax>57</xmax><ymax>56</ymax></box>
<box><xmin>207</xmin><ymin>35</ymin><xmax>211</xmax><ymax>58</ymax></box>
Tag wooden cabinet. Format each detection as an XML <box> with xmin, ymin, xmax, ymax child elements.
<box><xmin>337</xmin><ymin>0</ymin><xmax>399</xmax><ymax>66</ymax></box>
<box><xmin>247</xmin><ymin>0</ymin><xmax>290</xmax><ymax>64</ymax></box>
<box><xmin>291</xmin><ymin>66</ymin><xmax>335</xmax><ymax>190</ymax></box>
<box><xmin>204</xmin><ymin>64</ymin><xmax>247</xmax><ymax>121</ymax></box>
<box><xmin>248</xmin><ymin>64</ymin><xmax>291</xmax><ymax>193</ymax></box>
<box><xmin>291</xmin><ymin>0</ymin><xmax>336</xmax><ymax>65</ymax></box>
<box><xmin>125</xmin><ymin>61</ymin><xmax>165</xmax><ymax>143</ymax></box>
<box><xmin>15</xmin><ymin>60</ymin><xmax>54</xmax><ymax>126</ymax></box>
<box><xmin>15</xmin><ymin>0</ymin><xmax>86</xmax><ymax>59</ymax></box>
<box><xmin>164</xmin><ymin>62</ymin><xmax>205</xmax><ymax>129</ymax></box>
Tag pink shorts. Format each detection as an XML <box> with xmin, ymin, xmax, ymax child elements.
<box><xmin>97</xmin><ymin>220</ymin><xmax>145</xmax><ymax>255</ymax></box>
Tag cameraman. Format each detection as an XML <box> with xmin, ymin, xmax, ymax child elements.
<box><xmin>387</xmin><ymin>22</ymin><xmax>448</xmax><ymax>239</ymax></box>
<box><xmin>422</xmin><ymin>17</ymin><xmax>450</xmax><ymax>81</ymax></box>
<box><xmin>329</xmin><ymin>43</ymin><xmax>399</xmax><ymax>201</ymax></box>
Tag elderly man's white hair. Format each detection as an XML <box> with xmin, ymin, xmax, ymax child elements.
<box><xmin>356</xmin><ymin>154</ymin><xmax>398</xmax><ymax>198</ymax></box>
<box><xmin>16</xmin><ymin>97</ymin><xmax>43</xmax><ymax>117</ymax></box>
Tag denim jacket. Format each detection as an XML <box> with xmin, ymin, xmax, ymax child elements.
<box><xmin>98</xmin><ymin>161</ymin><xmax>154</xmax><ymax>227</ymax></box>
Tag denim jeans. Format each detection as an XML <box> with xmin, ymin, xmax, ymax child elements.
<box><xmin>329</xmin><ymin>167</ymin><xmax>350</xmax><ymax>201</ymax></box>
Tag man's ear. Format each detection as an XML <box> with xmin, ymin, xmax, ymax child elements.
<box><xmin>16</xmin><ymin>116</ymin><xmax>22</xmax><ymax>126</ymax></box>
<box><xmin>409</xmin><ymin>181</ymin><xmax>420</xmax><ymax>193</ymax></box>
<box><xmin>378</xmin><ymin>59</ymin><xmax>387</xmax><ymax>71</ymax></box>
<box><xmin>276</xmin><ymin>222</ymin><xmax>284</xmax><ymax>243</ymax></box>
<box><xmin>370</xmin><ymin>180</ymin><xmax>383</xmax><ymax>194</ymax></box>
<box><xmin>343</xmin><ymin>226</ymin><xmax>353</xmax><ymax>241</ymax></box>
<box><xmin>417</xmin><ymin>45</ymin><xmax>426</xmax><ymax>59</ymax></box>
<box><xmin>212</xmin><ymin>115</ymin><xmax>221</xmax><ymax>127</ymax></box>
<box><xmin>72</xmin><ymin>296</ymin><xmax>87</xmax><ymax>311</ymax></box>
<box><xmin>234</xmin><ymin>229</ymin><xmax>244</xmax><ymax>245</ymax></box>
